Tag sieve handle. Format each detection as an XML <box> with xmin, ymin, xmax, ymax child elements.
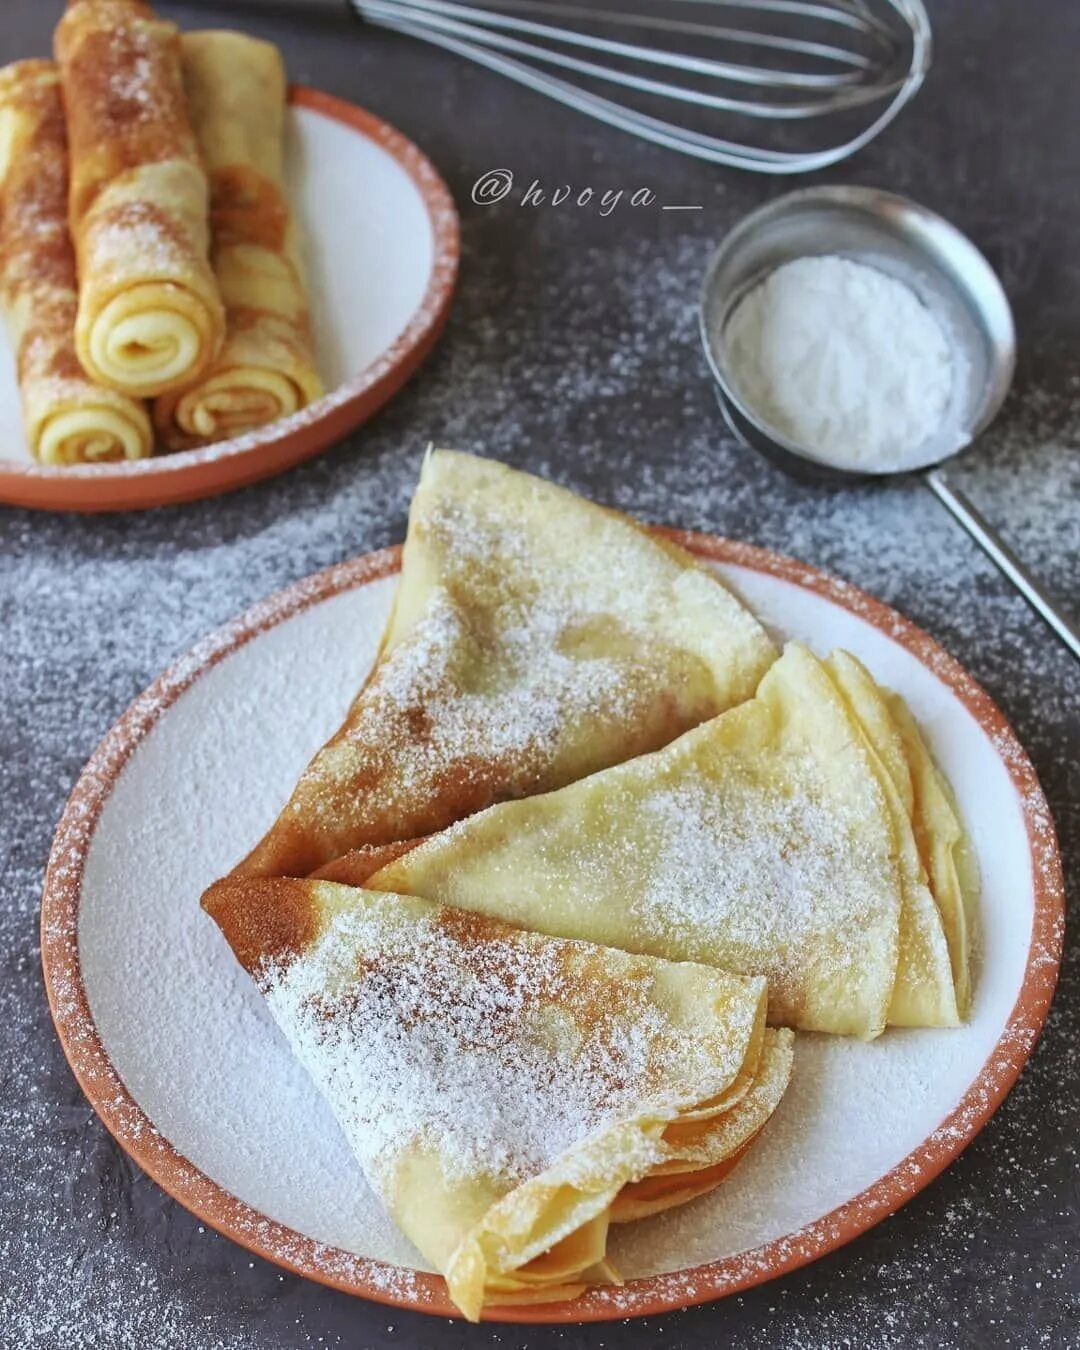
<box><xmin>925</xmin><ymin>468</ymin><xmax>1080</xmax><ymax>663</ymax></box>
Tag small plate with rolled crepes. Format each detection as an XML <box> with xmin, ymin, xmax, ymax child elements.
<box><xmin>42</xmin><ymin>452</ymin><xmax>1063</xmax><ymax>1321</ymax></box>
<box><xmin>0</xmin><ymin>2</ymin><xmax>458</xmax><ymax>512</ymax></box>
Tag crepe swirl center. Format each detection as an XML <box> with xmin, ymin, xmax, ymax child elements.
<box><xmin>89</xmin><ymin>283</ymin><xmax>207</xmax><ymax>389</ymax></box>
<box><xmin>176</xmin><ymin>368</ymin><xmax>304</xmax><ymax>439</ymax></box>
<box><xmin>38</xmin><ymin>406</ymin><xmax>148</xmax><ymax>463</ymax></box>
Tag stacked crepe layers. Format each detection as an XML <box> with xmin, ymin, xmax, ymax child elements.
<box><xmin>203</xmin><ymin>877</ymin><xmax>794</xmax><ymax>1320</ymax></box>
<box><xmin>0</xmin><ymin>1</ymin><xmax>321</xmax><ymax>465</ymax></box>
<box><xmin>365</xmin><ymin>641</ymin><xmax>975</xmax><ymax>1040</ymax></box>
<box><xmin>204</xmin><ymin>450</ymin><xmax>977</xmax><ymax>1318</ymax></box>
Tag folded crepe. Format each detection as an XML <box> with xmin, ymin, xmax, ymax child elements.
<box><xmin>885</xmin><ymin>687</ymin><xmax>978</xmax><ymax>1017</ymax></box>
<box><xmin>0</xmin><ymin>60</ymin><xmax>152</xmax><ymax>463</ymax></box>
<box><xmin>203</xmin><ymin>875</ymin><xmax>792</xmax><ymax>1319</ymax></box>
<box><xmin>55</xmin><ymin>0</ymin><xmax>225</xmax><ymax>397</ymax></box>
<box><xmin>369</xmin><ymin>643</ymin><xmax>969</xmax><ymax>1039</ymax></box>
<box><xmin>234</xmin><ymin>450</ymin><xmax>777</xmax><ymax>878</ymax></box>
<box><xmin>823</xmin><ymin>650</ymin><xmax>961</xmax><ymax>1027</ymax></box>
<box><xmin>153</xmin><ymin>31</ymin><xmax>322</xmax><ymax>448</ymax></box>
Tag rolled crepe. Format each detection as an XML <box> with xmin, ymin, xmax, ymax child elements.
<box><xmin>0</xmin><ymin>60</ymin><xmax>151</xmax><ymax>463</ymax></box>
<box><xmin>154</xmin><ymin>31</ymin><xmax>322</xmax><ymax>448</ymax></box>
<box><xmin>369</xmin><ymin>643</ymin><xmax>968</xmax><ymax>1039</ymax></box>
<box><xmin>234</xmin><ymin>449</ymin><xmax>777</xmax><ymax>877</ymax></box>
<box><xmin>55</xmin><ymin>0</ymin><xmax>225</xmax><ymax>397</ymax></box>
<box><xmin>203</xmin><ymin>876</ymin><xmax>791</xmax><ymax>1320</ymax></box>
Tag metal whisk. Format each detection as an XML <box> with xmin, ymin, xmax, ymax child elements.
<box><xmin>352</xmin><ymin>0</ymin><xmax>932</xmax><ymax>172</ymax></box>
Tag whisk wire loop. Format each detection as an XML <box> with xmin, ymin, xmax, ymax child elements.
<box><xmin>353</xmin><ymin>0</ymin><xmax>932</xmax><ymax>171</ymax></box>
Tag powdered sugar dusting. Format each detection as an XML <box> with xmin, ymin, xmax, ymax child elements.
<box><xmin>262</xmin><ymin>454</ymin><xmax>772</xmax><ymax>869</ymax></box>
<box><xmin>258</xmin><ymin>897</ymin><xmax>753</xmax><ymax>1192</ymax></box>
<box><xmin>326</xmin><ymin>583</ymin><xmax>630</xmax><ymax>802</ymax></box>
<box><xmin>3</xmin><ymin>0</ymin><xmax>1076</xmax><ymax>1335</ymax></box>
<box><xmin>635</xmin><ymin>771</ymin><xmax>890</xmax><ymax>1008</ymax></box>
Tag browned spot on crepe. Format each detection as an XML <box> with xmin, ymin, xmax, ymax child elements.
<box><xmin>44</xmin><ymin>343</ymin><xmax>87</xmax><ymax>383</ymax></box>
<box><xmin>431</xmin><ymin>902</ymin><xmax>521</xmax><ymax>950</ymax></box>
<box><xmin>57</xmin><ymin>4</ymin><xmax>199</xmax><ymax>223</ymax></box>
<box><xmin>209</xmin><ymin>164</ymin><xmax>289</xmax><ymax>251</ymax></box>
<box><xmin>201</xmin><ymin>875</ymin><xmax>320</xmax><ymax>975</ymax></box>
<box><xmin>235</xmin><ymin>734</ymin><xmax>540</xmax><ymax>879</ymax></box>
<box><xmin>88</xmin><ymin>196</ymin><xmax>194</xmax><ymax>262</ymax></box>
<box><xmin>0</xmin><ymin>64</ymin><xmax>77</xmax><ymax>298</ymax></box>
<box><xmin>427</xmin><ymin>902</ymin><xmax>668</xmax><ymax>1085</ymax></box>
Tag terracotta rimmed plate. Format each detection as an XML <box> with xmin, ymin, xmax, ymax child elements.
<box><xmin>0</xmin><ymin>88</ymin><xmax>458</xmax><ymax>513</ymax></box>
<box><xmin>41</xmin><ymin>532</ymin><xmax>1063</xmax><ymax>1322</ymax></box>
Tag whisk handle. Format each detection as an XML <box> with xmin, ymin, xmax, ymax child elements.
<box><xmin>925</xmin><ymin>468</ymin><xmax>1080</xmax><ymax>663</ymax></box>
<box><xmin>173</xmin><ymin>0</ymin><xmax>350</xmax><ymax>10</ymax></box>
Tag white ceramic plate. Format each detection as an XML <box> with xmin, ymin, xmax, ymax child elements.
<box><xmin>0</xmin><ymin>89</ymin><xmax>458</xmax><ymax>512</ymax></box>
<box><xmin>41</xmin><ymin>535</ymin><xmax>1063</xmax><ymax>1322</ymax></box>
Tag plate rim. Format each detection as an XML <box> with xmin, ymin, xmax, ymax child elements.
<box><xmin>0</xmin><ymin>86</ymin><xmax>460</xmax><ymax>513</ymax></box>
<box><xmin>40</xmin><ymin>531</ymin><xmax>1065</xmax><ymax>1323</ymax></box>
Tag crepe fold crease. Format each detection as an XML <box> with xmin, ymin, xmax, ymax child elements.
<box><xmin>55</xmin><ymin>0</ymin><xmax>225</xmax><ymax>398</ymax></box>
<box><xmin>0</xmin><ymin>60</ymin><xmax>152</xmax><ymax>463</ymax></box>
<box><xmin>202</xmin><ymin>876</ymin><xmax>792</xmax><ymax>1319</ymax></box>
<box><xmin>368</xmin><ymin>642</ymin><xmax>974</xmax><ymax>1039</ymax></box>
<box><xmin>234</xmin><ymin>449</ymin><xmax>777</xmax><ymax>878</ymax></box>
<box><xmin>154</xmin><ymin>30</ymin><xmax>322</xmax><ymax>448</ymax></box>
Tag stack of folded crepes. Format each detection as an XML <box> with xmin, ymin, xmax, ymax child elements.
<box><xmin>204</xmin><ymin>450</ymin><xmax>975</xmax><ymax>1316</ymax></box>
<box><xmin>0</xmin><ymin>1</ymin><xmax>322</xmax><ymax>463</ymax></box>
<box><xmin>203</xmin><ymin>877</ymin><xmax>793</xmax><ymax>1318</ymax></box>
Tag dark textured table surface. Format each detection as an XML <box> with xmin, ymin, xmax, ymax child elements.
<box><xmin>1</xmin><ymin>2</ymin><xmax>1077</xmax><ymax>1346</ymax></box>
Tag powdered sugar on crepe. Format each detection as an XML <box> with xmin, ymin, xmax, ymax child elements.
<box><xmin>339</xmin><ymin>584</ymin><xmax>631</xmax><ymax>798</ymax></box>
<box><xmin>636</xmin><ymin>773</ymin><xmax>886</xmax><ymax>996</ymax></box>
<box><xmin>258</xmin><ymin>902</ymin><xmax>754</xmax><ymax>1189</ymax></box>
<box><xmin>258</xmin><ymin>453</ymin><xmax>775</xmax><ymax>872</ymax></box>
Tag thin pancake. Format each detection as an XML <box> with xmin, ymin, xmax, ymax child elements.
<box><xmin>203</xmin><ymin>876</ymin><xmax>785</xmax><ymax>1319</ymax></box>
<box><xmin>55</xmin><ymin>0</ymin><xmax>225</xmax><ymax>396</ymax></box>
<box><xmin>234</xmin><ymin>449</ymin><xmax>776</xmax><ymax>878</ymax></box>
<box><xmin>0</xmin><ymin>60</ymin><xmax>152</xmax><ymax>463</ymax></box>
<box><xmin>370</xmin><ymin>643</ymin><xmax>905</xmax><ymax>1038</ymax></box>
<box><xmin>886</xmin><ymin>690</ymin><xmax>977</xmax><ymax>1016</ymax></box>
<box><xmin>825</xmin><ymin>651</ymin><xmax>959</xmax><ymax>1028</ymax></box>
<box><xmin>154</xmin><ymin>31</ymin><xmax>322</xmax><ymax>447</ymax></box>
